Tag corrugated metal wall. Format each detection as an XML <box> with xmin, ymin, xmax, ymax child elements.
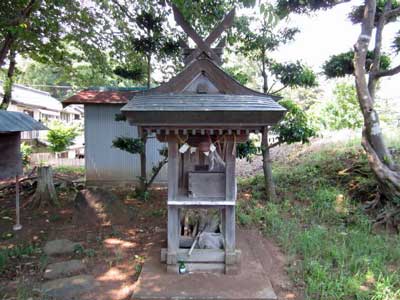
<box><xmin>85</xmin><ymin>104</ymin><xmax>167</xmax><ymax>184</ymax></box>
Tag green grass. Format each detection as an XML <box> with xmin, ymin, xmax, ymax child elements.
<box><xmin>238</xmin><ymin>142</ymin><xmax>400</xmax><ymax>300</ymax></box>
<box><xmin>53</xmin><ymin>165</ymin><xmax>84</xmax><ymax>175</ymax></box>
<box><xmin>0</xmin><ymin>244</ymin><xmax>38</xmax><ymax>273</ymax></box>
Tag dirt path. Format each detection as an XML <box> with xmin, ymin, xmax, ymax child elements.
<box><xmin>1</xmin><ymin>186</ymin><xmax>300</xmax><ymax>300</ymax></box>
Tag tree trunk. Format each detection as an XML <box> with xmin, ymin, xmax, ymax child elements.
<box><xmin>139</xmin><ymin>130</ymin><xmax>147</xmax><ymax>191</ymax></box>
<box><xmin>147</xmin><ymin>54</ymin><xmax>151</xmax><ymax>89</ymax></box>
<box><xmin>0</xmin><ymin>34</ymin><xmax>14</xmax><ymax>68</ymax></box>
<box><xmin>0</xmin><ymin>0</ymin><xmax>37</xmax><ymax>67</ymax></box>
<box><xmin>31</xmin><ymin>166</ymin><xmax>59</xmax><ymax>208</ymax></box>
<box><xmin>261</xmin><ymin>57</ymin><xmax>268</xmax><ymax>94</ymax></box>
<box><xmin>261</xmin><ymin>127</ymin><xmax>277</xmax><ymax>202</ymax></box>
<box><xmin>353</xmin><ymin>0</ymin><xmax>400</xmax><ymax>204</ymax></box>
<box><xmin>0</xmin><ymin>49</ymin><xmax>17</xmax><ymax>110</ymax></box>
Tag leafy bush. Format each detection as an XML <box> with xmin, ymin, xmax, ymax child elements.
<box><xmin>321</xmin><ymin>83</ymin><xmax>363</xmax><ymax>130</ymax></box>
<box><xmin>323</xmin><ymin>50</ymin><xmax>391</xmax><ymax>78</ymax></box>
<box><xmin>47</xmin><ymin>120</ymin><xmax>79</xmax><ymax>153</ymax></box>
<box><xmin>20</xmin><ymin>142</ymin><xmax>33</xmax><ymax>167</ymax></box>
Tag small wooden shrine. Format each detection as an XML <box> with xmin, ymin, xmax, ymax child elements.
<box><xmin>122</xmin><ymin>6</ymin><xmax>286</xmax><ymax>274</ymax></box>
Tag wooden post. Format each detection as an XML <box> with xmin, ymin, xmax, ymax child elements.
<box><xmin>167</xmin><ymin>139</ymin><xmax>179</xmax><ymax>269</ymax></box>
<box><xmin>224</xmin><ymin>205</ymin><xmax>235</xmax><ymax>251</ymax></box>
<box><xmin>223</xmin><ymin>138</ymin><xmax>236</xmax><ymax>253</ymax></box>
<box><xmin>167</xmin><ymin>206</ymin><xmax>179</xmax><ymax>265</ymax></box>
<box><xmin>168</xmin><ymin>139</ymin><xmax>179</xmax><ymax>202</ymax></box>
<box><xmin>225</xmin><ymin>139</ymin><xmax>236</xmax><ymax>202</ymax></box>
<box><xmin>13</xmin><ymin>175</ymin><xmax>22</xmax><ymax>231</ymax></box>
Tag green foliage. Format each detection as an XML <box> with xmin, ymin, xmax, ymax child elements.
<box><xmin>112</xmin><ymin>137</ymin><xmax>145</xmax><ymax>155</ymax></box>
<box><xmin>349</xmin><ymin>0</ymin><xmax>400</xmax><ymax>25</ymax></box>
<box><xmin>393</xmin><ymin>30</ymin><xmax>400</xmax><ymax>54</ymax></box>
<box><xmin>237</xmin><ymin>139</ymin><xmax>259</xmax><ymax>161</ymax></box>
<box><xmin>228</xmin><ymin>7</ymin><xmax>316</xmax><ymax>94</ymax></box>
<box><xmin>20</xmin><ymin>142</ymin><xmax>32</xmax><ymax>167</ymax></box>
<box><xmin>273</xmin><ymin>99</ymin><xmax>316</xmax><ymax>145</ymax></box>
<box><xmin>0</xmin><ymin>0</ymin><xmax>111</xmax><ymax>68</ymax></box>
<box><xmin>104</xmin><ymin>0</ymin><xmax>183</xmax><ymax>86</ymax></box>
<box><xmin>224</xmin><ymin>65</ymin><xmax>251</xmax><ymax>85</ymax></box>
<box><xmin>271</xmin><ymin>61</ymin><xmax>317</xmax><ymax>88</ymax></box>
<box><xmin>323</xmin><ymin>51</ymin><xmax>391</xmax><ymax>78</ymax></box>
<box><xmin>275</xmin><ymin>0</ymin><xmax>344</xmax><ymax>17</ymax></box>
<box><xmin>113</xmin><ymin>65</ymin><xmax>145</xmax><ymax>82</ymax></box>
<box><xmin>53</xmin><ymin>165</ymin><xmax>84</xmax><ymax>176</ymax></box>
<box><xmin>0</xmin><ymin>244</ymin><xmax>38</xmax><ymax>273</ymax></box>
<box><xmin>322</xmin><ymin>83</ymin><xmax>363</xmax><ymax>130</ymax></box>
<box><xmin>173</xmin><ymin>0</ymin><xmax>256</xmax><ymax>36</ymax></box>
<box><xmin>47</xmin><ymin>121</ymin><xmax>79</xmax><ymax>153</ymax></box>
<box><xmin>237</xmin><ymin>142</ymin><xmax>400</xmax><ymax>300</ymax></box>
<box><xmin>114</xmin><ymin>113</ymin><xmax>127</xmax><ymax>122</ymax></box>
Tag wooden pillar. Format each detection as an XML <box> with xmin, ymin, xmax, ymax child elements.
<box><xmin>167</xmin><ymin>206</ymin><xmax>179</xmax><ymax>265</ymax></box>
<box><xmin>168</xmin><ymin>140</ymin><xmax>179</xmax><ymax>202</ymax></box>
<box><xmin>167</xmin><ymin>139</ymin><xmax>179</xmax><ymax>267</ymax></box>
<box><xmin>224</xmin><ymin>206</ymin><xmax>235</xmax><ymax>251</ymax></box>
<box><xmin>224</xmin><ymin>139</ymin><xmax>236</xmax><ymax>251</ymax></box>
<box><xmin>225</xmin><ymin>139</ymin><xmax>236</xmax><ymax>202</ymax></box>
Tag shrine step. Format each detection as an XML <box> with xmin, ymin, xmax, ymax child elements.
<box><xmin>161</xmin><ymin>248</ymin><xmax>238</xmax><ymax>263</ymax></box>
<box><xmin>167</xmin><ymin>262</ymin><xmax>225</xmax><ymax>274</ymax></box>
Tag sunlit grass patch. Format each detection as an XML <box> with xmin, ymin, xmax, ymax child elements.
<box><xmin>237</xmin><ymin>140</ymin><xmax>400</xmax><ymax>300</ymax></box>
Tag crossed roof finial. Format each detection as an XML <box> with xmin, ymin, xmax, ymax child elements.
<box><xmin>171</xmin><ymin>4</ymin><xmax>235</xmax><ymax>65</ymax></box>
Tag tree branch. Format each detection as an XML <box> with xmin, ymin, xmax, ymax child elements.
<box><xmin>267</xmin><ymin>141</ymin><xmax>281</xmax><ymax>149</ymax></box>
<box><xmin>270</xmin><ymin>84</ymin><xmax>288</xmax><ymax>95</ymax></box>
<box><xmin>110</xmin><ymin>0</ymin><xmax>136</xmax><ymax>21</ymax></box>
<box><xmin>374</xmin><ymin>63</ymin><xmax>400</xmax><ymax>78</ymax></box>
<box><xmin>384</xmin><ymin>6</ymin><xmax>400</xmax><ymax>18</ymax></box>
<box><xmin>368</xmin><ymin>0</ymin><xmax>391</xmax><ymax>98</ymax></box>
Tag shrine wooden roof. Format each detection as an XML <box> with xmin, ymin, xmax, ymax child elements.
<box><xmin>122</xmin><ymin>94</ymin><xmax>284</xmax><ymax>112</ymax></box>
<box><xmin>121</xmin><ymin>5</ymin><xmax>286</xmax><ymax>129</ymax></box>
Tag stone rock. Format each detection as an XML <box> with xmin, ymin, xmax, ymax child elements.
<box><xmin>43</xmin><ymin>239</ymin><xmax>81</xmax><ymax>256</ymax></box>
<box><xmin>198</xmin><ymin>232</ymin><xmax>224</xmax><ymax>249</ymax></box>
<box><xmin>44</xmin><ymin>259</ymin><xmax>85</xmax><ymax>280</ymax></box>
<box><xmin>41</xmin><ymin>275</ymin><xmax>95</xmax><ymax>299</ymax></box>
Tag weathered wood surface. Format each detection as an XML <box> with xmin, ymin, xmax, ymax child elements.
<box><xmin>224</xmin><ymin>206</ymin><xmax>236</xmax><ymax>252</ymax></box>
<box><xmin>168</xmin><ymin>140</ymin><xmax>179</xmax><ymax>201</ymax></box>
<box><xmin>161</xmin><ymin>248</ymin><xmax>225</xmax><ymax>263</ymax></box>
<box><xmin>0</xmin><ymin>132</ymin><xmax>22</xmax><ymax>180</ymax></box>
<box><xmin>188</xmin><ymin>172</ymin><xmax>225</xmax><ymax>199</ymax></box>
<box><xmin>130</xmin><ymin>58</ymin><xmax>277</xmax><ymax>97</ymax></box>
<box><xmin>172</xmin><ymin>4</ymin><xmax>223</xmax><ymax>64</ymax></box>
<box><xmin>167</xmin><ymin>206</ymin><xmax>179</xmax><ymax>265</ymax></box>
<box><xmin>225</xmin><ymin>140</ymin><xmax>236</xmax><ymax>202</ymax></box>
<box><xmin>31</xmin><ymin>166</ymin><xmax>59</xmax><ymax>208</ymax></box>
<box><xmin>182</xmin><ymin>8</ymin><xmax>235</xmax><ymax>64</ymax></box>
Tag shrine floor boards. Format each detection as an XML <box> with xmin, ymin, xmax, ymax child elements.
<box><xmin>132</xmin><ymin>228</ymin><xmax>277</xmax><ymax>300</ymax></box>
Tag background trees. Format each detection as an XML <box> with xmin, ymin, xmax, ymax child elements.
<box><xmin>277</xmin><ymin>0</ymin><xmax>400</xmax><ymax>223</ymax></box>
<box><xmin>322</xmin><ymin>82</ymin><xmax>363</xmax><ymax>130</ymax></box>
<box><xmin>226</xmin><ymin>4</ymin><xmax>317</xmax><ymax>201</ymax></box>
<box><xmin>0</xmin><ymin>0</ymin><xmax>112</xmax><ymax>109</ymax></box>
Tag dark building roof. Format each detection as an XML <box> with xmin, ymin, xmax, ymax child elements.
<box><xmin>122</xmin><ymin>94</ymin><xmax>285</xmax><ymax>112</ymax></box>
<box><xmin>121</xmin><ymin>58</ymin><xmax>286</xmax><ymax>128</ymax></box>
<box><xmin>62</xmin><ymin>87</ymin><xmax>147</xmax><ymax>106</ymax></box>
<box><xmin>122</xmin><ymin>94</ymin><xmax>286</xmax><ymax>127</ymax></box>
<box><xmin>0</xmin><ymin>111</ymin><xmax>48</xmax><ymax>133</ymax></box>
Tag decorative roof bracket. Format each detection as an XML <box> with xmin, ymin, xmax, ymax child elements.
<box><xmin>171</xmin><ymin>4</ymin><xmax>235</xmax><ymax>65</ymax></box>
